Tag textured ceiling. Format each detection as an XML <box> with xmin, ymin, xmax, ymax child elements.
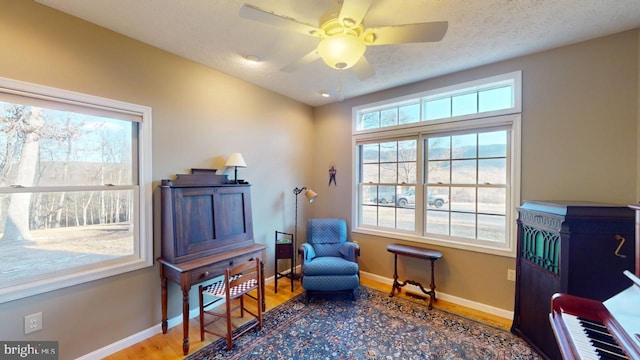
<box><xmin>36</xmin><ymin>0</ymin><xmax>640</xmax><ymax>106</ymax></box>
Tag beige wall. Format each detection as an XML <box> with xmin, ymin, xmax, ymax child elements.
<box><xmin>1</xmin><ymin>0</ymin><xmax>639</xmax><ymax>358</ymax></box>
<box><xmin>312</xmin><ymin>30</ymin><xmax>639</xmax><ymax>311</ymax></box>
<box><xmin>0</xmin><ymin>1</ymin><xmax>313</xmax><ymax>359</ymax></box>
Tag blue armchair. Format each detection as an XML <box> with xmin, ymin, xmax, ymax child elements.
<box><xmin>298</xmin><ymin>218</ymin><xmax>360</xmax><ymax>301</ymax></box>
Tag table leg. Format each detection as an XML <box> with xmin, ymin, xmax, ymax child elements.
<box><xmin>390</xmin><ymin>254</ymin><xmax>400</xmax><ymax>297</ymax></box>
<box><xmin>429</xmin><ymin>258</ymin><xmax>437</xmax><ymax>302</ymax></box>
<box><xmin>182</xmin><ymin>288</ymin><xmax>190</xmax><ymax>355</ymax></box>
<box><xmin>161</xmin><ymin>276</ymin><xmax>168</xmax><ymax>334</ymax></box>
<box><xmin>260</xmin><ymin>260</ymin><xmax>266</xmax><ymax>311</ymax></box>
<box><xmin>290</xmin><ymin>250</ymin><xmax>294</xmax><ymax>292</ymax></box>
<box><xmin>274</xmin><ymin>252</ymin><xmax>278</xmax><ymax>294</ymax></box>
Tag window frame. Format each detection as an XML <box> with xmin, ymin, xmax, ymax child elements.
<box><xmin>358</xmin><ymin>136</ymin><xmax>419</xmax><ymax>232</ymax></box>
<box><xmin>0</xmin><ymin>76</ymin><xmax>153</xmax><ymax>303</ymax></box>
<box><xmin>352</xmin><ymin>72</ymin><xmax>521</xmax><ymax>257</ymax></box>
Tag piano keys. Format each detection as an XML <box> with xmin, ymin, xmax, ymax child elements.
<box><xmin>562</xmin><ymin>314</ymin><xmax>629</xmax><ymax>359</ymax></box>
<box><xmin>549</xmin><ymin>271</ymin><xmax>640</xmax><ymax>360</ymax></box>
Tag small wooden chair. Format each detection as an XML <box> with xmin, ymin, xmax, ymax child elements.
<box><xmin>198</xmin><ymin>258</ymin><xmax>263</xmax><ymax>350</ymax></box>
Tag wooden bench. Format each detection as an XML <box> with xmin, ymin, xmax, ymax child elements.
<box><xmin>386</xmin><ymin>243</ymin><xmax>443</xmax><ymax>310</ymax></box>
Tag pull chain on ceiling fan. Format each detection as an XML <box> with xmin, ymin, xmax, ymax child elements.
<box><xmin>239</xmin><ymin>0</ymin><xmax>448</xmax><ymax>80</ymax></box>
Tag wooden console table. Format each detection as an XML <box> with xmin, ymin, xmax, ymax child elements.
<box><xmin>158</xmin><ymin>244</ymin><xmax>266</xmax><ymax>355</ymax></box>
<box><xmin>387</xmin><ymin>243</ymin><xmax>443</xmax><ymax>310</ymax></box>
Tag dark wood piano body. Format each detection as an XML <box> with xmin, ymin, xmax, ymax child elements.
<box><xmin>512</xmin><ymin>201</ymin><xmax>636</xmax><ymax>359</ymax></box>
<box><xmin>157</xmin><ymin>170</ymin><xmax>266</xmax><ymax>355</ymax></box>
<box><xmin>548</xmin><ymin>203</ymin><xmax>640</xmax><ymax>359</ymax></box>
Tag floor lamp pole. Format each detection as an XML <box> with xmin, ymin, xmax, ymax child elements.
<box><xmin>292</xmin><ymin>187</ymin><xmax>306</xmax><ymax>280</ymax></box>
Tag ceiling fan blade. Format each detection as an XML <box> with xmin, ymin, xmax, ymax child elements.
<box><xmin>339</xmin><ymin>0</ymin><xmax>373</xmax><ymax>28</ymax></box>
<box><xmin>351</xmin><ymin>56</ymin><xmax>375</xmax><ymax>80</ymax></box>
<box><xmin>366</xmin><ymin>21</ymin><xmax>448</xmax><ymax>45</ymax></box>
<box><xmin>239</xmin><ymin>4</ymin><xmax>323</xmax><ymax>37</ymax></box>
<box><xmin>281</xmin><ymin>49</ymin><xmax>321</xmax><ymax>72</ymax></box>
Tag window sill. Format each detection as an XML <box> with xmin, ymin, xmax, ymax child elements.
<box><xmin>0</xmin><ymin>256</ymin><xmax>152</xmax><ymax>304</ymax></box>
<box><xmin>352</xmin><ymin>227</ymin><xmax>516</xmax><ymax>258</ymax></box>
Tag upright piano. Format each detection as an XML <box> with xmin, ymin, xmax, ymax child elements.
<box><xmin>513</xmin><ymin>201</ymin><xmax>636</xmax><ymax>359</ymax></box>
<box><xmin>549</xmin><ymin>204</ymin><xmax>640</xmax><ymax>359</ymax></box>
<box><xmin>157</xmin><ymin>169</ymin><xmax>266</xmax><ymax>355</ymax></box>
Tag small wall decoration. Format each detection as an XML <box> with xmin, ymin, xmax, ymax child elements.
<box><xmin>328</xmin><ymin>163</ymin><xmax>337</xmax><ymax>186</ymax></box>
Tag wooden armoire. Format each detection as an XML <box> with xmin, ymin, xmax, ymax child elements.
<box><xmin>511</xmin><ymin>201</ymin><xmax>636</xmax><ymax>359</ymax></box>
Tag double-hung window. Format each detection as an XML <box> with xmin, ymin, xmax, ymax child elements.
<box><xmin>353</xmin><ymin>72</ymin><xmax>521</xmax><ymax>256</ymax></box>
<box><xmin>0</xmin><ymin>77</ymin><xmax>152</xmax><ymax>303</ymax></box>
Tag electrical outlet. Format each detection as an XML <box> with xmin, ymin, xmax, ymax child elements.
<box><xmin>507</xmin><ymin>269</ymin><xmax>516</xmax><ymax>281</ymax></box>
<box><xmin>24</xmin><ymin>312</ymin><xmax>42</xmax><ymax>335</ymax></box>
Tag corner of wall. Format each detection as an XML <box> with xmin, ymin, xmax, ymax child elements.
<box><xmin>637</xmin><ymin>29</ymin><xmax>640</xmax><ymax>201</ymax></box>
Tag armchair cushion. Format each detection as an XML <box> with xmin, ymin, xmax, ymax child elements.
<box><xmin>306</xmin><ymin>218</ymin><xmax>348</xmax><ymax>257</ymax></box>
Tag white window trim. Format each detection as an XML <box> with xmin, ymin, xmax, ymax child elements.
<box><xmin>353</xmin><ymin>71</ymin><xmax>522</xmax><ymax>134</ymax></box>
<box><xmin>0</xmin><ymin>76</ymin><xmax>153</xmax><ymax>303</ymax></box>
<box><xmin>351</xmin><ymin>72</ymin><xmax>521</xmax><ymax>258</ymax></box>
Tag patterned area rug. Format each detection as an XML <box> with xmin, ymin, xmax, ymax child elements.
<box><xmin>186</xmin><ymin>287</ymin><xmax>541</xmax><ymax>360</ymax></box>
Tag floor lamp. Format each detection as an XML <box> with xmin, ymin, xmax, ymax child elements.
<box><xmin>293</xmin><ymin>186</ymin><xmax>318</xmax><ymax>279</ymax></box>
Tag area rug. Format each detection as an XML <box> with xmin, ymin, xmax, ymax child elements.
<box><xmin>186</xmin><ymin>287</ymin><xmax>541</xmax><ymax>360</ymax></box>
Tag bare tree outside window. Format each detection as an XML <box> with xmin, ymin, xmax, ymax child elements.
<box><xmin>1</xmin><ymin>101</ymin><xmax>135</xmax><ymax>288</ymax></box>
<box><xmin>359</xmin><ymin>139</ymin><xmax>417</xmax><ymax>230</ymax></box>
<box><xmin>2</xmin><ymin>106</ymin><xmax>43</xmax><ymax>241</ymax></box>
<box><xmin>0</xmin><ymin>77</ymin><xmax>151</xmax><ymax>303</ymax></box>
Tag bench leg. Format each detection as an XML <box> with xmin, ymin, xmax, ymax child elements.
<box><xmin>425</xmin><ymin>258</ymin><xmax>438</xmax><ymax>309</ymax></box>
<box><xmin>389</xmin><ymin>254</ymin><xmax>401</xmax><ymax>297</ymax></box>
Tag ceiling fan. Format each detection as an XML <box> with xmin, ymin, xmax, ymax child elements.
<box><xmin>239</xmin><ymin>0</ymin><xmax>448</xmax><ymax>80</ymax></box>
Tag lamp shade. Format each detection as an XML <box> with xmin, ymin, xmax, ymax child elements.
<box><xmin>317</xmin><ymin>33</ymin><xmax>366</xmax><ymax>70</ymax></box>
<box><xmin>305</xmin><ymin>189</ymin><xmax>318</xmax><ymax>202</ymax></box>
<box><xmin>225</xmin><ymin>153</ymin><xmax>247</xmax><ymax>168</ymax></box>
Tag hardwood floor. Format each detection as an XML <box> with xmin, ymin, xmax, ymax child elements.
<box><xmin>104</xmin><ymin>277</ymin><xmax>511</xmax><ymax>359</ymax></box>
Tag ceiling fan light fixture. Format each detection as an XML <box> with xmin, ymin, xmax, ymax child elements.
<box><xmin>317</xmin><ymin>33</ymin><xmax>366</xmax><ymax>70</ymax></box>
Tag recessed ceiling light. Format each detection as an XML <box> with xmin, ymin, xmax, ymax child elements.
<box><xmin>320</xmin><ymin>91</ymin><xmax>331</xmax><ymax>98</ymax></box>
<box><xmin>244</xmin><ymin>55</ymin><xmax>261</xmax><ymax>63</ymax></box>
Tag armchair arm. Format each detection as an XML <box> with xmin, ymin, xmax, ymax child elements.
<box><xmin>339</xmin><ymin>242</ymin><xmax>360</xmax><ymax>263</ymax></box>
<box><xmin>298</xmin><ymin>243</ymin><xmax>316</xmax><ymax>264</ymax></box>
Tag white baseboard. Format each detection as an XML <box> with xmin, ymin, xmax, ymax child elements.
<box><xmin>359</xmin><ymin>271</ymin><xmax>514</xmax><ymax>320</ymax></box>
<box><xmin>75</xmin><ymin>274</ymin><xmax>282</xmax><ymax>359</ymax></box>
<box><xmin>75</xmin><ymin>324</ymin><xmax>162</xmax><ymax>360</ymax></box>
<box><xmin>76</xmin><ymin>269</ymin><xmax>512</xmax><ymax>359</ymax></box>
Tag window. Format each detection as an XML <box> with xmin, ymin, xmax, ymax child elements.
<box><xmin>353</xmin><ymin>72</ymin><xmax>521</xmax><ymax>256</ymax></box>
<box><xmin>0</xmin><ymin>77</ymin><xmax>152</xmax><ymax>303</ymax></box>
<box><xmin>357</xmin><ymin>74</ymin><xmax>517</xmax><ymax>131</ymax></box>
<box><xmin>360</xmin><ymin>139</ymin><xmax>417</xmax><ymax>231</ymax></box>
<box><xmin>424</xmin><ymin>130</ymin><xmax>509</xmax><ymax>243</ymax></box>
